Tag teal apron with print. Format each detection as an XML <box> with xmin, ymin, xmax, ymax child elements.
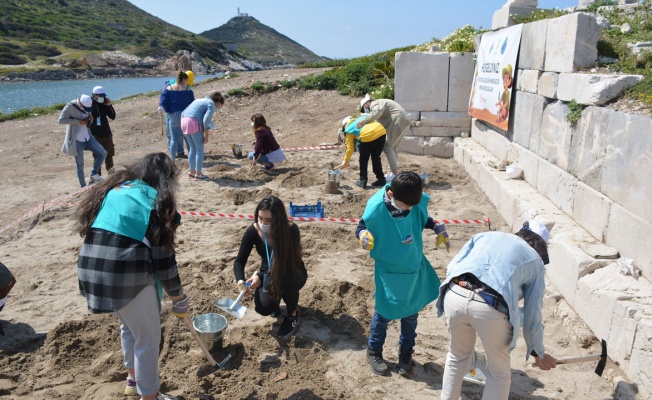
<box><xmin>362</xmin><ymin>187</ymin><xmax>440</xmax><ymax>319</ymax></box>
<box><xmin>91</xmin><ymin>180</ymin><xmax>164</xmax><ymax>300</ymax></box>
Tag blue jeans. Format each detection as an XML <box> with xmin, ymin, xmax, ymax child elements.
<box><xmin>248</xmin><ymin>151</ymin><xmax>270</xmax><ymax>164</ymax></box>
<box><xmin>75</xmin><ymin>136</ymin><xmax>107</xmax><ymax>187</ymax></box>
<box><xmin>166</xmin><ymin>112</ymin><xmax>186</xmax><ymax>159</ymax></box>
<box><xmin>368</xmin><ymin>311</ymin><xmax>418</xmax><ymax>351</ymax></box>
<box><xmin>186</xmin><ymin>132</ymin><xmax>205</xmax><ymax>173</ymax></box>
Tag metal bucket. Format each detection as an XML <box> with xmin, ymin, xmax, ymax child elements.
<box><xmin>192</xmin><ymin>313</ymin><xmax>228</xmax><ymax>352</ymax></box>
<box><xmin>231</xmin><ymin>144</ymin><xmax>244</xmax><ymax>159</ymax></box>
<box><xmin>420</xmin><ymin>173</ymin><xmax>431</xmax><ymax>185</ymax></box>
<box><xmin>328</xmin><ymin>169</ymin><xmax>342</xmax><ymax>183</ymax></box>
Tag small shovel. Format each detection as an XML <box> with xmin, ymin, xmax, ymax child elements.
<box><xmin>183</xmin><ymin>316</ymin><xmax>232</xmax><ymax>373</ymax></box>
<box><xmin>214</xmin><ymin>281</ymin><xmax>251</xmax><ymax>319</ymax></box>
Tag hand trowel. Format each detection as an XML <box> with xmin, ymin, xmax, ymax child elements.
<box><xmin>214</xmin><ymin>281</ymin><xmax>251</xmax><ymax>319</ymax></box>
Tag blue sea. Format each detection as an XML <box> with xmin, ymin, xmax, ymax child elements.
<box><xmin>0</xmin><ymin>74</ymin><xmax>219</xmax><ymax>114</ymax></box>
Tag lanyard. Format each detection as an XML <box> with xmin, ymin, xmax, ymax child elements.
<box><xmin>264</xmin><ymin>234</ymin><xmax>274</xmax><ymax>274</ymax></box>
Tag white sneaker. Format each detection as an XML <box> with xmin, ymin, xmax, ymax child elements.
<box><xmin>156</xmin><ymin>393</ymin><xmax>178</xmax><ymax>400</ymax></box>
<box><xmin>89</xmin><ymin>173</ymin><xmax>105</xmax><ymax>183</ymax></box>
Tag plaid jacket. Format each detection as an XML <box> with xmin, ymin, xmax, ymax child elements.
<box><xmin>78</xmin><ymin>228</ymin><xmax>182</xmax><ymax>314</ymax></box>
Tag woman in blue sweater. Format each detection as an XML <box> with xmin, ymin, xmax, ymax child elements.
<box><xmin>159</xmin><ymin>71</ymin><xmax>195</xmax><ymax>161</ymax></box>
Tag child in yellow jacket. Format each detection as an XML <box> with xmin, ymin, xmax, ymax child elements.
<box><xmin>335</xmin><ymin>115</ymin><xmax>387</xmax><ymax>189</ymax></box>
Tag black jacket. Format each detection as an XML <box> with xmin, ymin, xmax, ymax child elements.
<box><xmin>89</xmin><ymin>101</ymin><xmax>116</xmax><ymax>137</ymax></box>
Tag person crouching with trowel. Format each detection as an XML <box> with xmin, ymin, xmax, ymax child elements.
<box><xmin>233</xmin><ymin>195</ymin><xmax>308</xmax><ymax>337</ymax></box>
<box><xmin>436</xmin><ymin>220</ymin><xmax>558</xmax><ymax>400</ymax></box>
<box><xmin>356</xmin><ymin>171</ymin><xmax>449</xmax><ymax>377</ymax></box>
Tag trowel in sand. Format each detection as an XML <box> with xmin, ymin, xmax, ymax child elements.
<box><xmin>463</xmin><ymin>350</ymin><xmax>488</xmax><ymax>386</ymax></box>
<box><xmin>214</xmin><ymin>281</ymin><xmax>251</xmax><ymax>319</ymax></box>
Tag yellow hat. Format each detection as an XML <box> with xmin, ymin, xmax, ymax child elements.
<box><xmin>185</xmin><ymin>70</ymin><xmax>195</xmax><ymax>86</ymax></box>
<box><xmin>501</xmin><ymin>64</ymin><xmax>513</xmax><ymax>78</ymax></box>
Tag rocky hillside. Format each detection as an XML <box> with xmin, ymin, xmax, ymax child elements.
<box><xmin>0</xmin><ymin>0</ymin><xmax>254</xmax><ymax>73</ymax></box>
<box><xmin>200</xmin><ymin>15</ymin><xmax>325</xmax><ymax>67</ymax></box>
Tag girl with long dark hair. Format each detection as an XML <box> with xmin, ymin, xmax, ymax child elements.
<box><xmin>76</xmin><ymin>152</ymin><xmax>187</xmax><ymax>400</ymax></box>
<box><xmin>233</xmin><ymin>195</ymin><xmax>307</xmax><ymax>336</ymax></box>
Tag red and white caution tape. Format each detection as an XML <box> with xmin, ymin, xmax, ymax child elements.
<box><xmin>281</xmin><ymin>145</ymin><xmax>343</xmax><ymax>152</ymax></box>
<box><xmin>179</xmin><ymin>210</ymin><xmax>490</xmax><ymax>226</ymax></box>
<box><xmin>0</xmin><ymin>185</ymin><xmax>92</xmax><ymax>235</ymax></box>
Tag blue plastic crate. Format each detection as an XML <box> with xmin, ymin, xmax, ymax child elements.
<box><xmin>289</xmin><ymin>201</ymin><xmax>324</xmax><ymax>218</ymax></box>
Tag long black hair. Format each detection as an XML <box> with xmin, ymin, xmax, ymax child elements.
<box><xmin>254</xmin><ymin>196</ymin><xmax>302</xmax><ymax>299</ymax></box>
<box><xmin>75</xmin><ymin>152</ymin><xmax>180</xmax><ymax>248</ymax></box>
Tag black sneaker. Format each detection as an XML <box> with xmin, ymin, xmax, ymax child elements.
<box><xmin>176</xmin><ymin>153</ymin><xmax>188</xmax><ymax>159</ymax></box>
<box><xmin>269</xmin><ymin>307</ymin><xmax>281</xmax><ymax>318</ymax></box>
<box><xmin>277</xmin><ymin>313</ymin><xmax>299</xmax><ymax>336</ymax></box>
<box><xmin>398</xmin><ymin>347</ymin><xmax>414</xmax><ymax>376</ymax></box>
<box><xmin>370</xmin><ymin>179</ymin><xmax>386</xmax><ymax>187</ymax></box>
<box><xmin>355</xmin><ymin>179</ymin><xmax>367</xmax><ymax>189</ymax></box>
<box><xmin>366</xmin><ymin>348</ymin><xmax>388</xmax><ymax>375</ymax></box>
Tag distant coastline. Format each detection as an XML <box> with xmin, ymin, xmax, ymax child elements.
<box><xmin>0</xmin><ymin>68</ymin><xmax>201</xmax><ymax>83</ymax></box>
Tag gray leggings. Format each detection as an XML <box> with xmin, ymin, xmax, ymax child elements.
<box><xmin>113</xmin><ymin>285</ymin><xmax>162</xmax><ymax>397</ymax></box>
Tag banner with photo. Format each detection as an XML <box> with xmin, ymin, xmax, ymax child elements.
<box><xmin>468</xmin><ymin>24</ymin><xmax>523</xmax><ymax>131</ymax></box>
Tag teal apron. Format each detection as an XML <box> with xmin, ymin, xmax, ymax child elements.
<box><xmin>362</xmin><ymin>187</ymin><xmax>440</xmax><ymax>319</ymax></box>
<box><xmin>92</xmin><ymin>180</ymin><xmax>163</xmax><ymax>300</ymax></box>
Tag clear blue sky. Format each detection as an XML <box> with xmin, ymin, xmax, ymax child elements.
<box><xmin>128</xmin><ymin>1</ymin><xmax>580</xmax><ymax>59</ymax></box>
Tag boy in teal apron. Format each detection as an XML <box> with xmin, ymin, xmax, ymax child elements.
<box><xmin>356</xmin><ymin>171</ymin><xmax>449</xmax><ymax>376</ymax></box>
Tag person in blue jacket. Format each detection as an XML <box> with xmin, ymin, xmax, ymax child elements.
<box><xmin>159</xmin><ymin>71</ymin><xmax>195</xmax><ymax>160</ymax></box>
<box><xmin>355</xmin><ymin>171</ymin><xmax>450</xmax><ymax>377</ymax></box>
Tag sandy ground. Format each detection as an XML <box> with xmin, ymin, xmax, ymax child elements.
<box><xmin>0</xmin><ymin>69</ymin><xmax>641</xmax><ymax>399</ymax></box>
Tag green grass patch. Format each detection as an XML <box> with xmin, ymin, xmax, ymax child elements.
<box><xmin>0</xmin><ymin>103</ymin><xmax>65</xmax><ymax>123</ymax></box>
<box><xmin>227</xmin><ymin>87</ymin><xmax>248</xmax><ymax>96</ymax></box>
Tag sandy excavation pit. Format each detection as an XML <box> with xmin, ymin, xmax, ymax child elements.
<box><xmin>0</xmin><ymin>70</ymin><xmax>639</xmax><ymax>399</ymax></box>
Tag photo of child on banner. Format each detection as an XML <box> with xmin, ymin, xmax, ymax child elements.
<box><xmin>467</xmin><ymin>24</ymin><xmax>523</xmax><ymax>131</ymax></box>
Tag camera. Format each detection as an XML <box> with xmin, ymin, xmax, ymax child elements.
<box><xmin>81</xmin><ymin>116</ymin><xmax>92</xmax><ymax>123</ymax></box>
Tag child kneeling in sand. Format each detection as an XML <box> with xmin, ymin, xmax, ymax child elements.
<box><xmin>355</xmin><ymin>171</ymin><xmax>449</xmax><ymax>376</ymax></box>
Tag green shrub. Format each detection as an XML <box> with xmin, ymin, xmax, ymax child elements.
<box><xmin>566</xmin><ymin>99</ymin><xmax>585</xmax><ymax>127</ymax></box>
<box><xmin>251</xmin><ymin>81</ymin><xmax>265</xmax><ymax>92</ymax></box>
<box><xmin>440</xmin><ymin>25</ymin><xmax>485</xmax><ymax>52</ymax></box>
<box><xmin>280</xmin><ymin>79</ymin><xmax>295</xmax><ymax>88</ymax></box>
<box><xmin>227</xmin><ymin>87</ymin><xmax>247</xmax><ymax>96</ymax></box>
<box><xmin>511</xmin><ymin>8</ymin><xmax>569</xmax><ymax>24</ymax></box>
<box><xmin>0</xmin><ymin>53</ymin><xmax>27</xmax><ymax>64</ymax></box>
<box><xmin>0</xmin><ymin>103</ymin><xmax>65</xmax><ymax>123</ymax></box>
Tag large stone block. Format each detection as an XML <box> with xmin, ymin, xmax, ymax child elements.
<box><xmin>420</xmin><ymin>112</ymin><xmax>472</xmax><ymax>128</ymax></box>
<box><xmin>519</xmin><ymin>19</ymin><xmax>548</xmax><ymax>70</ymax></box>
<box><xmin>538</xmin><ymin>72</ymin><xmax>559</xmax><ymax>99</ymax></box>
<box><xmin>547</xmin><ymin>241</ymin><xmax>609</xmax><ymax>306</ymax></box>
<box><xmin>539</xmin><ymin>101</ymin><xmax>574</xmax><ymax>170</ymax></box>
<box><xmin>448</xmin><ymin>52</ymin><xmax>475</xmax><ymax>112</ymax></box>
<box><xmin>568</xmin><ymin>106</ymin><xmax>610</xmax><ymax>191</ymax></box>
<box><xmin>410</xmin><ymin>126</ymin><xmax>467</xmax><ymax>137</ymax></box>
<box><xmin>572</xmin><ymin>182</ymin><xmax>613</xmax><ymax>241</ymax></box>
<box><xmin>606</xmin><ymin>204</ymin><xmax>652</xmax><ymax>277</ymax></box>
<box><xmin>512</xmin><ymin>91</ymin><xmax>549</xmax><ymax>152</ymax></box>
<box><xmin>471</xmin><ymin>120</ymin><xmax>515</xmax><ymax>162</ymax></box>
<box><xmin>628</xmin><ymin>318</ymin><xmax>652</xmax><ymax>399</ymax></box>
<box><xmin>423</xmin><ymin>137</ymin><xmax>454</xmax><ymax>158</ymax></box>
<box><xmin>405</xmin><ymin>111</ymin><xmax>421</xmax><ymax>122</ymax></box>
<box><xmin>516</xmin><ymin>69</ymin><xmax>542</xmax><ymax>93</ymax></box>
<box><xmin>601</xmin><ymin>111</ymin><xmax>652</xmax><ymax>222</ymax></box>
<box><xmin>545</xmin><ymin>13</ymin><xmax>599</xmax><ymax>73</ymax></box>
<box><xmin>399</xmin><ymin>136</ymin><xmax>424</xmax><ymax>155</ymax></box>
<box><xmin>557</xmin><ymin>73</ymin><xmax>644</xmax><ymax>106</ymax></box>
<box><xmin>395</xmin><ymin>52</ymin><xmax>450</xmax><ymax>112</ymax></box>
<box><xmin>536</xmin><ymin>156</ymin><xmax>578</xmax><ymax>215</ymax></box>
<box><xmin>492</xmin><ymin>4</ymin><xmax>538</xmax><ymax>29</ymax></box>
<box><xmin>515</xmin><ymin>143</ymin><xmax>539</xmax><ymax>187</ymax></box>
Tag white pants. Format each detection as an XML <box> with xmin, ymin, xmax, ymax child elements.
<box><xmin>441</xmin><ymin>283</ymin><xmax>513</xmax><ymax>400</ymax></box>
<box><xmin>113</xmin><ymin>285</ymin><xmax>162</xmax><ymax>397</ymax></box>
